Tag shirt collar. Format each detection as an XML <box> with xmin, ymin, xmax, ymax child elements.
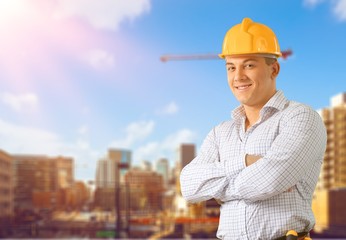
<box><xmin>231</xmin><ymin>90</ymin><xmax>288</xmax><ymax>120</ymax></box>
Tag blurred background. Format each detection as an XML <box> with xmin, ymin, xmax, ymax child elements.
<box><xmin>0</xmin><ymin>0</ymin><xmax>346</xmax><ymax>238</ymax></box>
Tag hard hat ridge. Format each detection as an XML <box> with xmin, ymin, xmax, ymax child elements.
<box><xmin>241</xmin><ymin>17</ymin><xmax>252</xmax><ymax>32</ymax></box>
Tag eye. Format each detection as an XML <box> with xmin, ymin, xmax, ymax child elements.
<box><xmin>244</xmin><ymin>63</ymin><xmax>255</xmax><ymax>69</ymax></box>
<box><xmin>227</xmin><ymin>65</ymin><xmax>235</xmax><ymax>72</ymax></box>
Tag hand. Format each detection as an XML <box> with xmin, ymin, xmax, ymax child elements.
<box><xmin>245</xmin><ymin>154</ymin><xmax>262</xmax><ymax>166</ymax></box>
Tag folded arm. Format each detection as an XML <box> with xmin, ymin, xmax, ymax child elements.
<box><xmin>180</xmin><ymin>125</ymin><xmax>243</xmax><ymax>203</ymax></box>
<box><xmin>180</xmin><ymin>108</ymin><xmax>326</xmax><ymax>204</ymax></box>
<box><xmin>220</xmin><ymin>108</ymin><xmax>327</xmax><ymax>202</ymax></box>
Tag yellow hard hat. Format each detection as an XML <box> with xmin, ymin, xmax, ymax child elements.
<box><xmin>219</xmin><ymin>18</ymin><xmax>282</xmax><ymax>58</ymax></box>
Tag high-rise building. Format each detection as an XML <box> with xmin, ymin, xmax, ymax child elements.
<box><xmin>94</xmin><ymin>149</ymin><xmax>131</xmax><ymax>210</ymax></box>
<box><xmin>0</xmin><ymin>149</ymin><xmax>13</xmax><ymax>219</ymax></box>
<box><xmin>175</xmin><ymin>144</ymin><xmax>195</xmax><ymax>192</ymax></box>
<box><xmin>12</xmin><ymin>155</ymin><xmax>73</xmax><ymax>210</ymax></box>
<box><xmin>317</xmin><ymin>92</ymin><xmax>346</xmax><ymax>190</ymax></box>
<box><xmin>313</xmin><ymin>93</ymin><xmax>346</xmax><ymax>235</ymax></box>
<box><xmin>94</xmin><ymin>157</ymin><xmax>114</xmax><ymax>210</ymax></box>
<box><xmin>125</xmin><ymin>168</ymin><xmax>164</xmax><ymax>212</ymax></box>
<box><xmin>178</xmin><ymin>144</ymin><xmax>196</xmax><ymax>170</ymax></box>
<box><xmin>156</xmin><ymin>158</ymin><xmax>169</xmax><ymax>187</ymax></box>
<box><xmin>95</xmin><ymin>149</ymin><xmax>131</xmax><ymax>188</ymax></box>
<box><xmin>55</xmin><ymin>156</ymin><xmax>74</xmax><ymax>188</ymax></box>
<box><xmin>95</xmin><ymin>158</ymin><xmax>111</xmax><ymax>188</ymax></box>
<box><xmin>174</xmin><ymin>144</ymin><xmax>196</xmax><ymax>217</ymax></box>
<box><xmin>141</xmin><ymin>160</ymin><xmax>152</xmax><ymax>171</ymax></box>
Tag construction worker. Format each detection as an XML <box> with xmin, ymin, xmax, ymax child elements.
<box><xmin>180</xmin><ymin>18</ymin><xmax>327</xmax><ymax>239</ymax></box>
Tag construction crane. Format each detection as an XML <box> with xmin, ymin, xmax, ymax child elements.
<box><xmin>160</xmin><ymin>49</ymin><xmax>292</xmax><ymax>62</ymax></box>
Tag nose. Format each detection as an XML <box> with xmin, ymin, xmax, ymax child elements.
<box><xmin>234</xmin><ymin>67</ymin><xmax>245</xmax><ymax>82</ymax></box>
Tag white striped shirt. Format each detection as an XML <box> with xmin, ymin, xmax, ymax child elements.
<box><xmin>180</xmin><ymin>91</ymin><xmax>327</xmax><ymax>239</ymax></box>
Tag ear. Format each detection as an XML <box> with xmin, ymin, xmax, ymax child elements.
<box><xmin>271</xmin><ymin>61</ymin><xmax>280</xmax><ymax>79</ymax></box>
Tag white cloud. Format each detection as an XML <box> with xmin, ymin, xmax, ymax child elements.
<box><xmin>303</xmin><ymin>0</ymin><xmax>346</xmax><ymax>22</ymax></box>
<box><xmin>133</xmin><ymin>128</ymin><xmax>197</xmax><ymax>164</ymax></box>
<box><xmin>334</xmin><ymin>0</ymin><xmax>346</xmax><ymax>21</ymax></box>
<box><xmin>54</xmin><ymin>0</ymin><xmax>151</xmax><ymax>31</ymax></box>
<box><xmin>1</xmin><ymin>92</ymin><xmax>39</xmax><ymax>113</ymax></box>
<box><xmin>161</xmin><ymin>129</ymin><xmax>196</xmax><ymax>151</ymax></box>
<box><xmin>157</xmin><ymin>101</ymin><xmax>179</xmax><ymax>115</ymax></box>
<box><xmin>76</xmin><ymin>139</ymin><xmax>90</xmax><ymax>150</ymax></box>
<box><xmin>78</xmin><ymin>124</ymin><xmax>89</xmax><ymax>135</ymax></box>
<box><xmin>135</xmin><ymin>142</ymin><xmax>160</xmax><ymax>161</ymax></box>
<box><xmin>0</xmin><ymin>118</ymin><xmax>61</xmax><ymax>154</ymax></box>
<box><xmin>303</xmin><ymin>0</ymin><xmax>325</xmax><ymax>7</ymax></box>
<box><xmin>84</xmin><ymin>49</ymin><xmax>115</xmax><ymax>69</ymax></box>
<box><xmin>0</xmin><ymin>115</ymin><xmax>196</xmax><ymax>179</ymax></box>
<box><xmin>0</xmin><ymin>117</ymin><xmax>100</xmax><ymax>181</ymax></box>
<box><xmin>110</xmin><ymin>120</ymin><xmax>155</xmax><ymax>148</ymax></box>
<box><xmin>109</xmin><ymin>118</ymin><xmax>196</xmax><ymax>165</ymax></box>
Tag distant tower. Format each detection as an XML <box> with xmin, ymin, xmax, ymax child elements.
<box><xmin>317</xmin><ymin>92</ymin><xmax>346</xmax><ymax>190</ymax></box>
<box><xmin>125</xmin><ymin>168</ymin><xmax>164</xmax><ymax>212</ymax></box>
<box><xmin>176</xmin><ymin>144</ymin><xmax>196</xmax><ymax>186</ymax></box>
<box><xmin>0</xmin><ymin>149</ymin><xmax>13</xmax><ymax>219</ymax></box>
<box><xmin>156</xmin><ymin>158</ymin><xmax>169</xmax><ymax>187</ymax></box>
<box><xmin>313</xmin><ymin>93</ymin><xmax>346</xmax><ymax>235</ymax></box>
<box><xmin>94</xmin><ymin>149</ymin><xmax>131</xmax><ymax>210</ymax></box>
<box><xmin>12</xmin><ymin>154</ymin><xmax>73</xmax><ymax>210</ymax></box>
<box><xmin>141</xmin><ymin>160</ymin><xmax>152</xmax><ymax>171</ymax></box>
<box><xmin>95</xmin><ymin>148</ymin><xmax>131</xmax><ymax>188</ymax></box>
<box><xmin>95</xmin><ymin>158</ymin><xmax>110</xmax><ymax>188</ymax></box>
<box><xmin>175</xmin><ymin>143</ymin><xmax>206</xmax><ymax>218</ymax></box>
<box><xmin>108</xmin><ymin>149</ymin><xmax>131</xmax><ymax>183</ymax></box>
<box><xmin>178</xmin><ymin>144</ymin><xmax>196</xmax><ymax>170</ymax></box>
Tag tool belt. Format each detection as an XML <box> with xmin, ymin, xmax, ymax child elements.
<box><xmin>275</xmin><ymin>231</ymin><xmax>309</xmax><ymax>240</ymax></box>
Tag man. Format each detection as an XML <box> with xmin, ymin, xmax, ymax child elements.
<box><xmin>180</xmin><ymin>18</ymin><xmax>327</xmax><ymax>239</ymax></box>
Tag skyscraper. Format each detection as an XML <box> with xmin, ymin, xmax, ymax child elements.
<box><xmin>125</xmin><ymin>168</ymin><xmax>164</xmax><ymax>212</ymax></box>
<box><xmin>0</xmin><ymin>149</ymin><xmax>13</xmax><ymax>219</ymax></box>
<box><xmin>95</xmin><ymin>149</ymin><xmax>131</xmax><ymax>189</ymax></box>
<box><xmin>141</xmin><ymin>160</ymin><xmax>152</xmax><ymax>171</ymax></box>
<box><xmin>156</xmin><ymin>158</ymin><xmax>169</xmax><ymax>187</ymax></box>
<box><xmin>178</xmin><ymin>144</ymin><xmax>196</xmax><ymax>170</ymax></box>
<box><xmin>174</xmin><ymin>144</ymin><xmax>196</xmax><ymax>217</ymax></box>
<box><xmin>317</xmin><ymin>92</ymin><xmax>346</xmax><ymax>190</ymax></box>
<box><xmin>12</xmin><ymin>154</ymin><xmax>73</xmax><ymax>210</ymax></box>
<box><xmin>94</xmin><ymin>149</ymin><xmax>131</xmax><ymax>210</ymax></box>
<box><xmin>313</xmin><ymin>93</ymin><xmax>346</xmax><ymax>234</ymax></box>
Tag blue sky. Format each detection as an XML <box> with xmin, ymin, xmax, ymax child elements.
<box><xmin>0</xmin><ymin>0</ymin><xmax>345</xmax><ymax>181</ymax></box>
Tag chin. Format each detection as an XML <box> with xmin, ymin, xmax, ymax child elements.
<box><xmin>235</xmin><ymin>96</ymin><xmax>248</xmax><ymax>104</ymax></box>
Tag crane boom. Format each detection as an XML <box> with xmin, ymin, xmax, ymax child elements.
<box><xmin>160</xmin><ymin>53</ymin><xmax>219</xmax><ymax>62</ymax></box>
<box><xmin>160</xmin><ymin>49</ymin><xmax>292</xmax><ymax>62</ymax></box>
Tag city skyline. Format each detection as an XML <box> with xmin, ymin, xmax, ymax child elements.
<box><xmin>0</xmin><ymin>143</ymin><xmax>219</xmax><ymax>238</ymax></box>
<box><xmin>1</xmin><ymin>0</ymin><xmax>346</xmax><ymax>181</ymax></box>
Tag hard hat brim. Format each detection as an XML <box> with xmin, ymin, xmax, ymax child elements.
<box><xmin>219</xmin><ymin>52</ymin><xmax>282</xmax><ymax>59</ymax></box>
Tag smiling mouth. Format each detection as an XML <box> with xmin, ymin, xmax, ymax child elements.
<box><xmin>235</xmin><ymin>84</ymin><xmax>252</xmax><ymax>90</ymax></box>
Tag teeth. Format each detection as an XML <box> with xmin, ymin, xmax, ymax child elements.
<box><xmin>237</xmin><ymin>85</ymin><xmax>251</xmax><ymax>90</ymax></box>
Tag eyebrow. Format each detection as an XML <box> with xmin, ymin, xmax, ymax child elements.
<box><xmin>225</xmin><ymin>58</ymin><xmax>259</xmax><ymax>65</ymax></box>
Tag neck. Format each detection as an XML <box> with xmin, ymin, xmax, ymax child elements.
<box><xmin>244</xmin><ymin>106</ymin><xmax>261</xmax><ymax>130</ymax></box>
<box><xmin>243</xmin><ymin>90</ymin><xmax>277</xmax><ymax>128</ymax></box>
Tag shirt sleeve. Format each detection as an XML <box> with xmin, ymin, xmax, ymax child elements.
<box><xmin>220</xmin><ymin>107</ymin><xmax>327</xmax><ymax>203</ymax></box>
<box><xmin>180</xmin><ymin>125</ymin><xmax>243</xmax><ymax>203</ymax></box>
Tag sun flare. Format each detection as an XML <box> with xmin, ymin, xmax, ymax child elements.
<box><xmin>0</xmin><ymin>0</ymin><xmax>28</xmax><ymax>21</ymax></box>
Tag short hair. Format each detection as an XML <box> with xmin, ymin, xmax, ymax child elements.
<box><xmin>264</xmin><ymin>57</ymin><xmax>277</xmax><ymax>65</ymax></box>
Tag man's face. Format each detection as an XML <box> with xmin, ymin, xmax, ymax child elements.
<box><xmin>225</xmin><ymin>55</ymin><xmax>279</xmax><ymax>110</ymax></box>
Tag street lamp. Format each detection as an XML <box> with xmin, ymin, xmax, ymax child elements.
<box><xmin>115</xmin><ymin>162</ymin><xmax>129</xmax><ymax>238</ymax></box>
